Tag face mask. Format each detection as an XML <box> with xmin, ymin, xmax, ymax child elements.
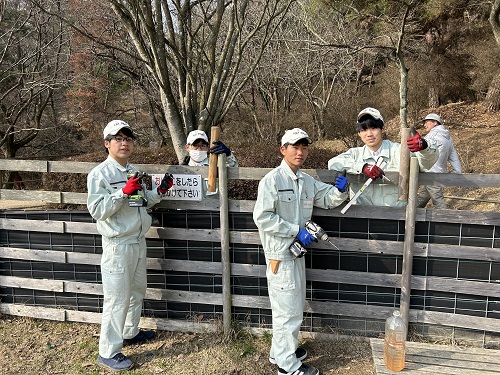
<box><xmin>189</xmin><ymin>150</ymin><xmax>207</xmax><ymax>162</ymax></box>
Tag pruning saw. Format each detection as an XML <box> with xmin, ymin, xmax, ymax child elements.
<box><xmin>340</xmin><ymin>157</ymin><xmax>389</xmax><ymax>214</ymax></box>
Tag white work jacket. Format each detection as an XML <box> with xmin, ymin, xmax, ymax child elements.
<box><xmin>253</xmin><ymin>159</ymin><xmax>348</xmax><ymax>261</ymax></box>
<box><xmin>87</xmin><ymin>156</ymin><xmax>162</xmax><ymax>243</ymax></box>
<box><xmin>424</xmin><ymin>125</ymin><xmax>462</xmax><ymax>174</ymax></box>
<box><xmin>328</xmin><ymin>139</ymin><xmax>439</xmax><ymax>207</ymax></box>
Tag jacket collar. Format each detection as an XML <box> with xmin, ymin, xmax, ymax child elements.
<box><xmin>107</xmin><ymin>155</ymin><xmax>129</xmax><ymax>172</ymax></box>
<box><xmin>361</xmin><ymin>140</ymin><xmax>391</xmax><ymax>162</ymax></box>
<box><xmin>280</xmin><ymin>159</ymin><xmax>303</xmax><ymax>180</ymax></box>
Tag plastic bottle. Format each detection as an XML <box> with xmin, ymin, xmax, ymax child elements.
<box><xmin>383</xmin><ymin>310</ymin><xmax>406</xmax><ymax>372</ymax></box>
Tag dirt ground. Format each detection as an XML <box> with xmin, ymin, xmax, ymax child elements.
<box><xmin>0</xmin><ymin>315</ymin><xmax>375</xmax><ymax>375</ymax></box>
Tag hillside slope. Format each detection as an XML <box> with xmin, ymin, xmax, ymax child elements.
<box><xmin>384</xmin><ymin>102</ymin><xmax>500</xmax><ymax>211</ymax></box>
<box><xmin>62</xmin><ymin>101</ymin><xmax>499</xmax><ymax>211</ymax></box>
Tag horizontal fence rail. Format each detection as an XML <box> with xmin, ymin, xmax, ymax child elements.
<box><xmin>1</xmin><ymin>159</ymin><xmax>500</xmax><ymax>345</ymax></box>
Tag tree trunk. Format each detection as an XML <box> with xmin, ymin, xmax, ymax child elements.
<box><xmin>484</xmin><ymin>71</ymin><xmax>500</xmax><ymax>112</ymax></box>
<box><xmin>428</xmin><ymin>86</ymin><xmax>440</xmax><ymax>108</ymax></box>
<box><xmin>485</xmin><ymin>0</ymin><xmax>500</xmax><ymax>112</ymax></box>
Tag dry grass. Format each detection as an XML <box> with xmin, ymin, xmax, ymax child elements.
<box><xmin>0</xmin><ymin>315</ymin><xmax>375</xmax><ymax>375</ymax></box>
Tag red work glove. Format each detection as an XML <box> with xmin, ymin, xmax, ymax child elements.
<box><xmin>123</xmin><ymin>175</ymin><xmax>142</xmax><ymax>196</ymax></box>
<box><xmin>157</xmin><ymin>173</ymin><xmax>174</xmax><ymax>194</ymax></box>
<box><xmin>362</xmin><ymin>164</ymin><xmax>384</xmax><ymax>180</ymax></box>
<box><xmin>407</xmin><ymin>131</ymin><xmax>428</xmax><ymax>152</ymax></box>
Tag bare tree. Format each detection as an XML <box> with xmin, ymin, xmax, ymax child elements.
<box><xmin>0</xmin><ymin>0</ymin><xmax>70</xmax><ymax>187</ymax></box>
<box><xmin>485</xmin><ymin>0</ymin><xmax>500</xmax><ymax>111</ymax></box>
<box><xmin>308</xmin><ymin>0</ymin><xmax>423</xmax><ymax>128</ymax></box>
<box><xmin>44</xmin><ymin>0</ymin><xmax>295</xmax><ymax>163</ymax></box>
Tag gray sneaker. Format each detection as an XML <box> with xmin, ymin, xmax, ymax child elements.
<box><xmin>269</xmin><ymin>347</ymin><xmax>308</xmax><ymax>364</ymax></box>
<box><xmin>97</xmin><ymin>353</ymin><xmax>133</xmax><ymax>371</ymax></box>
<box><xmin>278</xmin><ymin>364</ymin><xmax>319</xmax><ymax>375</ymax></box>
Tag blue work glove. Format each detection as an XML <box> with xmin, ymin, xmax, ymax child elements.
<box><xmin>335</xmin><ymin>175</ymin><xmax>348</xmax><ymax>193</ymax></box>
<box><xmin>296</xmin><ymin>228</ymin><xmax>317</xmax><ymax>247</ymax></box>
<box><xmin>210</xmin><ymin>140</ymin><xmax>231</xmax><ymax>156</ymax></box>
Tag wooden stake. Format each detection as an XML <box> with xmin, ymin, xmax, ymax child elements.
<box><xmin>207</xmin><ymin>126</ymin><xmax>221</xmax><ymax>192</ymax></box>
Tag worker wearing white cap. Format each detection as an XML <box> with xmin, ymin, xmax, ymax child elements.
<box><xmin>253</xmin><ymin>128</ymin><xmax>349</xmax><ymax>375</ymax></box>
<box><xmin>87</xmin><ymin>120</ymin><xmax>174</xmax><ymax>371</ymax></box>
<box><xmin>417</xmin><ymin>113</ymin><xmax>462</xmax><ymax>209</ymax></box>
<box><xmin>328</xmin><ymin>107</ymin><xmax>439</xmax><ymax>207</ymax></box>
<box><xmin>182</xmin><ymin>129</ymin><xmax>238</xmax><ymax>167</ymax></box>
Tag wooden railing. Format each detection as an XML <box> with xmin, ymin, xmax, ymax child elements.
<box><xmin>1</xmin><ymin>159</ymin><xmax>500</xmax><ymax>344</ymax></box>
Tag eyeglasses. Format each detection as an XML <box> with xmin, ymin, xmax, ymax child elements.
<box><xmin>189</xmin><ymin>143</ymin><xmax>209</xmax><ymax>150</ymax></box>
<box><xmin>111</xmin><ymin>136</ymin><xmax>134</xmax><ymax>143</ymax></box>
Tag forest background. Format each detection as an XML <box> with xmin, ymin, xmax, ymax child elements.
<box><xmin>1</xmin><ymin>2</ymin><xmax>500</xmax><ymax>374</ymax></box>
<box><xmin>1</xmin><ymin>0</ymin><xmax>500</xmax><ymax>199</ymax></box>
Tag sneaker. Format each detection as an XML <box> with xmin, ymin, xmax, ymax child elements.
<box><xmin>278</xmin><ymin>364</ymin><xmax>319</xmax><ymax>375</ymax></box>
<box><xmin>123</xmin><ymin>330</ymin><xmax>156</xmax><ymax>346</ymax></box>
<box><xmin>97</xmin><ymin>353</ymin><xmax>133</xmax><ymax>371</ymax></box>
<box><xmin>269</xmin><ymin>347</ymin><xmax>308</xmax><ymax>364</ymax></box>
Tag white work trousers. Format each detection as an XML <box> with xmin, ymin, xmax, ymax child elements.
<box><xmin>267</xmin><ymin>257</ymin><xmax>306</xmax><ymax>372</ymax></box>
<box><xmin>99</xmin><ymin>237</ymin><xmax>147</xmax><ymax>358</ymax></box>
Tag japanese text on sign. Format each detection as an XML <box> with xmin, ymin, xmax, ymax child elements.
<box><xmin>151</xmin><ymin>174</ymin><xmax>202</xmax><ymax>201</ymax></box>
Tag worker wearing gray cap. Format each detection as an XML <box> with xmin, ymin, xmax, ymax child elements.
<box><xmin>417</xmin><ymin>113</ymin><xmax>462</xmax><ymax>209</ymax></box>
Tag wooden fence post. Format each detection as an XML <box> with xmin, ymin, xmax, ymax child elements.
<box><xmin>400</xmin><ymin>156</ymin><xmax>419</xmax><ymax>337</ymax></box>
<box><xmin>208</xmin><ymin>126</ymin><xmax>221</xmax><ymax>193</ymax></box>
<box><xmin>218</xmin><ymin>154</ymin><xmax>232</xmax><ymax>335</ymax></box>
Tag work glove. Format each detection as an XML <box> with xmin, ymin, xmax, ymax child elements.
<box><xmin>407</xmin><ymin>131</ymin><xmax>428</xmax><ymax>152</ymax></box>
<box><xmin>335</xmin><ymin>175</ymin><xmax>349</xmax><ymax>193</ymax></box>
<box><xmin>123</xmin><ymin>175</ymin><xmax>142</xmax><ymax>196</ymax></box>
<box><xmin>210</xmin><ymin>140</ymin><xmax>231</xmax><ymax>156</ymax></box>
<box><xmin>157</xmin><ymin>173</ymin><xmax>174</xmax><ymax>194</ymax></box>
<box><xmin>362</xmin><ymin>164</ymin><xmax>385</xmax><ymax>180</ymax></box>
<box><xmin>296</xmin><ymin>227</ymin><xmax>317</xmax><ymax>247</ymax></box>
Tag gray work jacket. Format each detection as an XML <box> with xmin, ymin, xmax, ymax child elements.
<box><xmin>253</xmin><ymin>159</ymin><xmax>348</xmax><ymax>260</ymax></box>
<box><xmin>87</xmin><ymin>156</ymin><xmax>162</xmax><ymax>243</ymax></box>
<box><xmin>328</xmin><ymin>139</ymin><xmax>439</xmax><ymax>207</ymax></box>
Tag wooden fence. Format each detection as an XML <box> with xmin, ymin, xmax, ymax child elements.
<box><xmin>1</xmin><ymin>159</ymin><xmax>500</xmax><ymax>346</ymax></box>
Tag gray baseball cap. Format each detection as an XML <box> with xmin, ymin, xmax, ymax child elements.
<box><xmin>423</xmin><ymin>113</ymin><xmax>441</xmax><ymax>124</ymax></box>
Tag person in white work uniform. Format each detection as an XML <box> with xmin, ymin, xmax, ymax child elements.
<box><xmin>87</xmin><ymin>120</ymin><xmax>174</xmax><ymax>371</ymax></box>
<box><xmin>328</xmin><ymin>107</ymin><xmax>439</xmax><ymax>207</ymax></box>
<box><xmin>253</xmin><ymin>128</ymin><xmax>349</xmax><ymax>375</ymax></box>
<box><xmin>181</xmin><ymin>129</ymin><xmax>238</xmax><ymax>167</ymax></box>
<box><xmin>417</xmin><ymin>113</ymin><xmax>462</xmax><ymax>209</ymax></box>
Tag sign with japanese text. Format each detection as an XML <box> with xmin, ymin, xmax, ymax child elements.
<box><xmin>151</xmin><ymin>174</ymin><xmax>202</xmax><ymax>201</ymax></box>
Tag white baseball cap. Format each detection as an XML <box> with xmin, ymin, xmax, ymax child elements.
<box><xmin>103</xmin><ymin>120</ymin><xmax>131</xmax><ymax>139</ymax></box>
<box><xmin>357</xmin><ymin>107</ymin><xmax>384</xmax><ymax>123</ymax></box>
<box><xmin>186</xmin><ymin>130</ymin><xmax>209</xmax><ymax>145</ymax></box>
<box><xmin>423</xmin><ymin>113</ymin><xmax>441</xmax><ymax>124</ymax></box>
<box><xmin>281</xmin><ymin>128</ymin><xmax>312</xmax><ymax>146</ymax></box>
